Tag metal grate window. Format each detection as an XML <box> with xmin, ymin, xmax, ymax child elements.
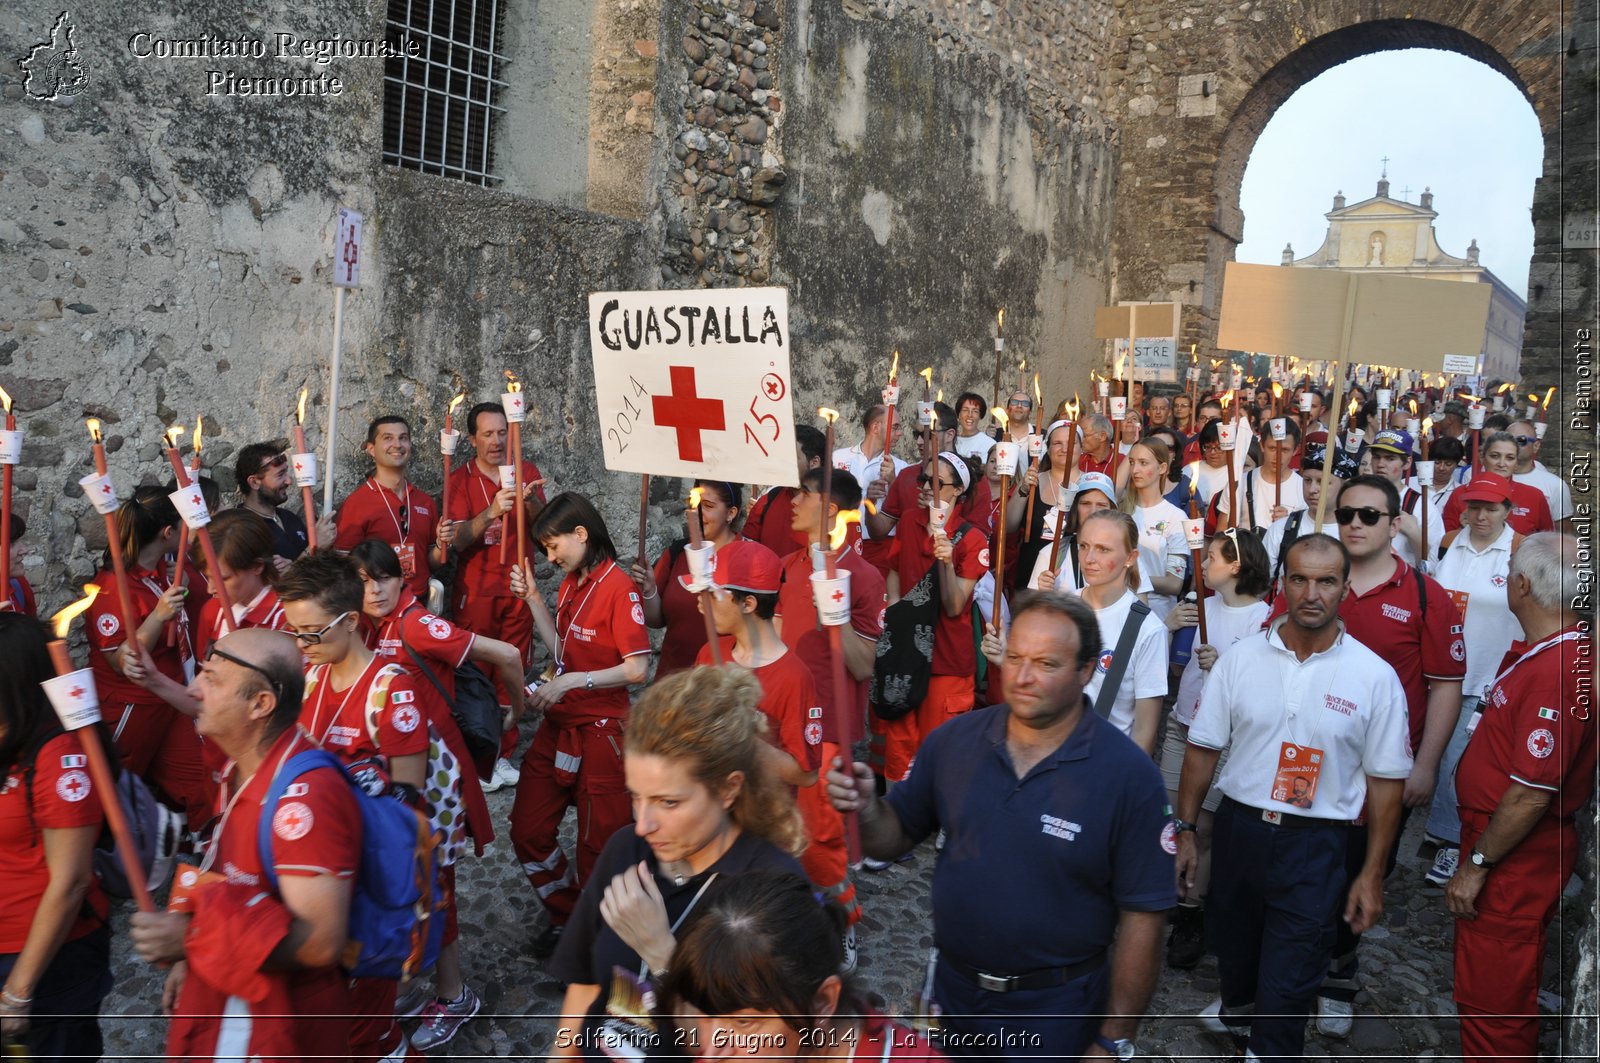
<box><xmin>382</xmin><ymin>0</ymin><xmax>507</xmax><ymax>186</ymax></box>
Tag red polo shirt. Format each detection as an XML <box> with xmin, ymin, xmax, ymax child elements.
<box><xmin>370</xmin><ymin>592</ymin><xmax>476</xmax><ymax>720</ymax></box>
<box><xmin>198</xmin><ymin>587</ymin><xmax>287</xmax><ymax>658</ymax></box>
<box><xmin>696</xmin><ymin>638</ymin><xmax>823</xmax><ymax>775</ymax></box>
<box><xmin>775</xmin><ymin>539</ymin><xmax>885</xmax><ymax>739</ymax></box>
<box><xmin>881</xmin><ymin>464</ymin><xmax>994</xmax><ymax>583</ymax></box>
<box><xmin>88</xmin><ymin>561</ymin><xmax>193</xmax><ymax>706</ymax></box>
<box><xmin>446</xmin><ymin>460</ymin><xmax>547</xmax><ymax>601</ymax></box>
<box><xmin>334</xmin><ymin>477</ymin><xmax>440</xmax><ymax>597</ymax></box>
<box><xmin>301</xmin><ymin>658</ymin><xmax>428</xmax><ymax>770</ymax></box>
<box><xmin>742</xmin><ymin>487</ymin><xmax>806</xmax><ymax>556</ymax></box>
<box><xmin>1441</xmin><ymin>479</ymin><xmax>1553</xmax><ymax>537</ymax></box>
<box><xmin>1456</xmin><ymin>626</ymin><xmax>1596</xmax><ymax>821</ymax></box>
<box><xmin>1271</xmin><ymin>553</ymin><xmax>1465</xmax><ymax>752</ymax></box>
<box><xmin>551</xmin><ymin>560</ymin><xmax>652</xmax><ymax>723</ymax></box>
<box><xmin>1076</xmin><ymin>448</ymin><xmax>1125</xmax><ymax>481</ymax></box>
<box><xmin>877</xmin><ymin>490</ymin><xmax>989</xmax><ymax>676</ymax></box>
<box><xmin>649</xmin><ymin>546</ymin><xmax>713</xmax><ymax>676</ymax></box>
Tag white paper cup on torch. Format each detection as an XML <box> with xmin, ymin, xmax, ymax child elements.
<box><xmin>1535</xmin><ymin>421</ymin><xmax>1548</xmax><ymax>440</ymax></box>
<box><xmin>1299</xmin><ymin>392</ymin><xmax>1313</xmax><ymax>413</ymax></box>
<box><xmin>1377</xmin><ymin>389</ymin><xmax>1393</xmax><ymax>411</ymax></box>
<box><xmin>1183</xmin><ymin>518</ymin><xmax>1205</xmax><ymax>552</ymax></box>
<box><xmin>1526</xmin><ymin>404</ymin><xmax>1538</xmax><ymax>421</ymax></box>
<box><xmin>1218</xmin><ymin>423</ymin><xmax>1237</xmax><ymax>452</ymax></box>
<box><xmin>0</xmin><ymin>429</ymin><xmax>21</xmax><ymax>465</ymax></box>
<box><xmin>993</xmin><ymin>440</ymin><xmax>1021</xmax><ymax>477</ymax></box>
<box><xmin>683</xmin><ymin>543</ymin><xmax>715</xmax><ymax>590</ymax></box>
<box><xmin>1097</xmin><ymin>380</ymin><xmax>1111</xmax><ymax>398</ymax></box>
<box><xmin>881</xmin><ymin>384</ymin><xmax>900</xmax><ymax>406</ymax></box>
<box><xmin>43</xmin><ymin>668</ymin><xmax>102</xmax><ymax>730</ymax></box>
<box><xmin>1026</xmin><ymin>433</ymin><xmax>1044</xmax><ymax>459</ymax></box>
<box><xmin>1231</xmin><ymin>371</ymin><xmax>1244</xmax><ymax>390</ymax></box>
<box><xmin>440</xmin><ymin>429</ymin><xmax>460</xmax><ymax>456</ymax></box>
<box><xmin>78</xmin><ymin>472</ymin><xmax>120</xmax><ymax>515</ymax></box>
<box><xmin>500</xmin><ymin>391</ymin><xmax>527</xmax><ymax>424</ymax></box>
<box><xmin>168</xmin><ymin>487</ymin><xmax>212</xmax><ymax>530</ymax></box>
<box><xmin>1270</xmin><ymin>418</ymin><xmax>1287</xmax><ymax>441</ymax></box>
<box><xmin>1109</xmin><ymin>397</ymin><xmax>1127</xmax><ymax>421</ymax></box>
<box><xmin>1415</xmin><ymin>461</ymin><xmax>1435</xmax><ymax>485</ymax></box>
<box><xmin>928</xmin><ymin>501</ymin><xmax>952</xmax><ymax>536</ymax></box>
<box><xmin>291</xmin><ymin>452</ymin><xmax>317</xmax><ymax>488</ymax></box>
<box><xmin>810</xmin><ymin>569</ymin><xmax>852</xmax><ymax>627</ymax></box>
<box><xmin>1187</xmin><ymin>366</ymin><xmax>1199</xmax><ymax>383</ymax></box>
<box><xmin>1346</xmin><ymin>429</ymin><xmax>1363</xmax><ymax>452</ymax></box>
<box><xmin>1468</xmin><ymin>403</ymin><xmax>1486</xmax><ymax>430</ymax></box>
<box><xmin>916</xmin><ymin>401</ymin><xmax>935</xmax><ymax>427</ymax></box>
<box><xmin>1407</xmin><ymin>418</ymin><xmax>1422</xmax><ymax>439</ymax></box>
<box><xmin>498</xmin><ymin>465</ymin><xmax>517</xmax><ymax>491</ymax></box>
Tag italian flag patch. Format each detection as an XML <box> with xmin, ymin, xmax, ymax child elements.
<box><xmin>1538</xmin><ymin>707</ymin><xmax>1559</xmax><ymax>721</ymax></box>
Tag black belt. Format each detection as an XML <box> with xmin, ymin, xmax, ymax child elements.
<box><xmin>1221</xmin><ymin>796</ymin><xmax>1350</xmax><ymax>830</ymax></box>
<box><xmin>941</xmin><ymin>950</ymin><xmax>1106</xmax><ymax>993</ymax></box>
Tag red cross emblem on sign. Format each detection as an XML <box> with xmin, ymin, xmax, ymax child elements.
<box><xmin>831</xmin><ymin>588</ymin><xmax>846</xmax><ymax>604</ymax></box>
<box><xmin>69</xmin><ymin>686</ymin><xmax>85</xmax><ymax>699</ymax></box>
<box><xmin>652</xmin><ymin>365</ymin><xmax>726</xmax><ymax>463</ymax></box>
<box><xmin>342</xmin><ymin>235</ymin><xmax>358</xmax><ymax>276</ymax></box>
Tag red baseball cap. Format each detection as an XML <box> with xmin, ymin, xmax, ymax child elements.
<box><xmin>1454</xmin><ymin>472</ymin><xmax>1515</xmax><ymax>507</ymax></box>
<box><xmin>680</xmin><ymin>539</ymin><xmax>782</xmax><ymax>595</ymax></box>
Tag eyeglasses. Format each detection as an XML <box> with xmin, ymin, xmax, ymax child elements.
<box><xmin>288</xmin><ymin>610</ymin><xmax>354</xmax><ymax>645</ymax></box>
<box><xmin>1334</xmin><ymin>506</ymin><xmax>1394</xmax><ymax>527</ymax></box>
<box><xmin>912</xmin><ymin>430</ymin><xmax>933</xmax><ymax>442</ymax></box>
<box><xmin>1512</xmin><ymin>435</ymin><xmax>1538</xmax><ymax>447</ymax></box>
<box><xmin>204</xmin><ymin>646</ymin><xmax>284</xmax><ymax>699</ymax></box>
<box><xmin>255</xmin><ymin>454</ymin><xmax>289</xmax><ymax>475</ymax></box>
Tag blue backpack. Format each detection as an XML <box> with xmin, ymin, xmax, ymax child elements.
<box><xmin>257</xmin><ymin>749</ymin><xmax>445</xmax><ymax>980</ymax></box>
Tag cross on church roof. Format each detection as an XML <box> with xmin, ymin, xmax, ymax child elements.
<box><xmin>1399</xmin><ymin>186</ymin><xmax>1412</xmax><ymax>200</ymax></box>
<box><xmin>1380</xmin><ymin>155</ymin><xmax>1390</xmax><ymax>178</ymax></box>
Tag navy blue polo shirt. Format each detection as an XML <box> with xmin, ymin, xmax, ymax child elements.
<box><xmin>885</xmin><ymin>703</ymin><xmax>1177</xmax><ymax>972</ymax></box>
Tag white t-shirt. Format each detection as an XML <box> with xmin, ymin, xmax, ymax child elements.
<box><xmin>1181</xmin><ymin>461</ymin><xmax>1232</xmax><ymax>507</ymax></box>
<box><xmin>1134</xmin><ymin>500</ymin><xmax>1191</xmax><ymax>621</ymax></box>
<box><xmin>954</xmin><ymin>432</ymin><xmax>996</xmax><ymax>464</ymax></box>
<box><xmin>1173</xmin><ymin>598</ymin><xmax>1271</xmax><ymax>726</ymax></box>
<box><xmin>1189</xmin><ymin>618</ymin><xmax>1413</xmax><ymax>821</ymax></box>
<box><xmin>1515</xmin><ymin>462</ymin><xmax>1572</xmax><ymax>522</ymax></box>
<box><xmin>1433</xmin><ymin>524</ymin><xmax>1523</xmax><ymax>700</ymax></box>
<box><xmin>834</xmin><ymin>444</ymin><xmax>909</xmax><ymax>540</ymax></box>
<box><xmin>1026</xmin><ymin>508</ymin><xmax>1153</xmax><ymax>597</ymax></box>
<box><xmin>1261</xmin><ymin>515</ymin><xmax>1340</xmax><ymax>588</ymax></box>
<box><xmin>1408</xmin><ymin>478</ymin><xmax>1459</xmax><ymax>567</ymax></box>
<box><xmin>1214</xmin><ymin>469</ymin><xmax>1306</xmax><ymax>533</ymax></box>
<box><xmin>1075</xmin><ymin>587</ymin><xmax>1171</xmax><ymax>738</ymax></box>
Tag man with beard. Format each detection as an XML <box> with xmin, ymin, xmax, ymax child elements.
<box><xmin>234</xmin><ymin>441</ymin><xmax>329</xmax><ymax>571</ymax></box>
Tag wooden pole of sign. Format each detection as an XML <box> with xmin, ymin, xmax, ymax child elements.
<box><xmin>323</xmin><ymin>286</ymin><xmax>345</xmax><ymax>513</ymax></box>
<box><xmin>993</xmin><ymin>469</ymin><xmax>1009</xmax><ymax>629</ymax></box>
<box><xmin>1313</xmin><ymin>281</ymin><xmax>1360</xmax><ymax>530</ymax></box>
<box><xmin>636</xmin><ymin>474</ymin><xmax>651</xmax><ymax>568</ymax></box>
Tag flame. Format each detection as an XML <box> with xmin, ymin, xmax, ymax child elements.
<box><xmin>991</xmin><ymin>405</ymin><xmax>1009</xmax><ymax>423</ymax></box>
<box><xmin>448</xmin><ymin>391</ymin><xmax>467</xmax><ymax>415</ymax></box>
<box><xmin>1271</xmin><ymin>382</ymin><xmax>1283</xmax><ymax>400</ymax></box>
<box><xmin>889</xmin><ymin>349</ymin><xmax>900</xmax><ymax>382</ymax></box>
<box><xmin>1348</xmin><ymin>397</ymin><xmax>1359</xmax><ymax>417</ymax></box>
<box><xmin>936</xmin><ymin>388</ymin><xmax>943</xmax><ymax>403</ymax></box>
<box><xmin>1221</xmin><ymin>390</ymin><xmax>1234</xmax><ymax>409</ymax></box>
<box><xmin>504</xmin><ymin>369</ymin><xmax>521</xmax><ymax>393</ymax></box>
<box><xmin>1409</xmin><ymin>398</ymin><xmax>1418</xmax><ymax>416</ymax></box>
<box><xmin>86</xmin><ymin>418</ymin><xmax>102</xmax><ymax>442</ymax></box>
<box><xmin>1189</xmin><ymin>462</ymin><xmax>1201</xmax><ymax>491</ymax></box>
<box><xmin>296</xmin><ymin>388</ymin><xmax>309</xmax><ymax>425</ymax></box>
<box><xmin>1033</xmin><ymin>373</ymin><xmax>1041</xmax><ymax>408</ymax></box>
<box><xmin>50</xmin><ymin>585</ymin><xmax>101</xmax><ymax>640</ymax></box>
<box><xmin>1496</xmin><ymin>382</ymin><xmax>1515</xmax><ymax>395</ymax></box>
<box><xmin>165</xmin><ymin>424</ymin><xmax>185</xmax><ymax>448</ymax></box>
<box><xmin>817</xmin><ymin>406</ymin><xmax>839</xmax><ymax>424</ymax></box>
<box><xmin>688</xmin><ymin>486</ymin><xmax>705</xmax><ymax>509</ymax></box>
<box><xmin>194</xmin><ymin>415</ymin><xmax>204</xmax><ymax>453</ymax></box>
<box><xmin>997</xmin><ymin>308</ymin><xmax>1005</xmax><ymax>331</ymax></box>
<box><xmin>828</xmin><ymin>508</ymin><xmax>866</xmax><ymax>551</ymax></box>
<box><xmin>1543</xmin><ymin>386</ymin><xmax>1556</xmax><ymax>410</ymax></box>
<box><xmin>919</xmin><ymin>367</ymin><xmax>933</xmax><ymax>388</ymax></box>
<box><xmin>1071</xmin><ymin>392</ymin><xmax>1082</xmax><ymax>419</ymax></box>
<box><xmin>0</xmin><ymin>384</ymin><xmax>10</xmax><ymax>414</ymax></box>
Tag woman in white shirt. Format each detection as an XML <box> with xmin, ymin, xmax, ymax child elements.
<box><xmin>1071</xmin><ymin>509</ymin><xmax>1169</xmax><ymax>754</ymax></box>
<box><xmin>1421</xmin><ymin>475</ymin><xmax>1524</xmax><ymax>884</ymax></box>
<box><xmin>1122</xmin><ymin>438</ymin><xmax>1189</xmax><ymax>622</ymax></box>
<box><xmin>1030</xmin><ymin>473</ymin><xmax>1121</xmax><ymax>594</ymax></box>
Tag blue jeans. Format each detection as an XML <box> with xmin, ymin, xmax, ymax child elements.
<box><xmin>1424</xmin><ymin>695</ymin><xmax>1481</xmax><ymax>844</ymax></box>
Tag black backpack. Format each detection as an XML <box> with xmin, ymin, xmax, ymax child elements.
<box><xmin>400</xmin><ymin>605</ymin><xmax>505</xmax><ymax>766</ymax></box>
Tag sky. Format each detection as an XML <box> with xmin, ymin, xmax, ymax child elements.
<box><xmin>1237</xmin><ymin>49</ymin><xmax>1543</xmax><ymax>297</ymax></box>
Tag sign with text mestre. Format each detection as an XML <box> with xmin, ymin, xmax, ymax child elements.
<box><xmin>588</xmin><ymin>288</ymin><xmax>798</xmax><ymax>486</ymax></box>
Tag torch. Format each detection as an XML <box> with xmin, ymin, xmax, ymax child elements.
<box><xmin>292</xmin><ymin>389</ymin><xmax>319</xmax><ymax>550</ymax></box>
<box><xmin>441</xmin><ymin>391</ymin><xmax>465</xmax><ymax>539</ymax></box>
<box><xmin>1021</xmin><ymin>374</ymin><xmax>1044</xmax><ymax>542</ymax></box>
<box><xmin>1062</xmin><ymin>396</ymin><xmax>1080</xmax><ymax>482</ymax></box>
<box><xmin>991</xmin><ymin>411</ymin><xmax>1017</xmax><ymax>619</ymax></box>
<box><xmin>500</xmin><ymin>372</ymin><xmax>528</xmax><ymax>570</ymax></box>
<box><xmin>165</xmin><ymin>424</ymin><xmax>191</xmax><ymax>647</ymax></box>
<box><xmin>81</xmin><ymin>420</ymin><xmax>142</xmax><ymax>648</ymax></box>
<box><xmin>1183</xmin><ymin>516</ymin><xmax>1209</xmax><ymax>645</ymax></box>
<box><xmin>1541</xmin><ymin>386</ymin><xmax>1555</xmax><ymax>439</ymax></box>
<box><xmin>1269</xmin><ymin>415</ymin><xmax>1287</xmax><ymax>513</ymax></box>
<box><xmin>45</xmin><ymin>586</ymin><xmax>156</xmax><ymax>913</ymax></box>
<box><xmin>166</xmin><ymin>425</ymin><xmax>237</xmax><ymax>636</ymax></box>
<box><xmin>684</xmin><ymin>486</ymin><xmax>724</xmax><ymax>665</ymax></box>
<box><xmin>0</xmin><ymin>384</ymin><xmax>16</xmax><ymax>610</ymax></box>
<box><xmin>814</xmin><ymin>407</ymin><xmax>862</xmax><ymax>861</ymax></box>
<box><xmin>992</xmin><ymin>309</ymin><xmax>1005</xmax><ymax>413</ymax></box>
<box><xmin>1467</xmin><ymin>395</ymin><xmax>1486</xmax><ymax>474</ymax></box>
<box><xmin>881</xmin><ymin>350</ymin><xmax>901</xmax><ymax>485</ymax></box>
<box><xmin>917</xmin><ymin>367</ymin><xmax>935</xmax><ymax>440</ymax></box>
<box><xmin>1218</xmin><ymin>399</ymin><xmax>1238</xmax><ymax>530</ymax></box>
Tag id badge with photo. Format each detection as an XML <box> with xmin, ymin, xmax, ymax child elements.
<box><xmin>484</xmin><ymin>516</ymin><xmax>502</xmax><ymax>546</ymax></box>
<box><xmin>599</xmin><ymin>966</ymin><xmax>658</xmax><ymax>1061</ymax></box>
<box><xmin>396</xmin><ymin>542</ymin><xmax>418</xmax><ymax>580</ymax></box>
<box><xmin>1269</xmin><ymin>741</ymin><xmax>1324</xmax><ymax>809</ymax></box>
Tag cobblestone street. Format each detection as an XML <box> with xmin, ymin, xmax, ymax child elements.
<box><xmin>97</xmin><ymin>766</ymin><xmax>1577</xmax><ymax>1061</ymax></box>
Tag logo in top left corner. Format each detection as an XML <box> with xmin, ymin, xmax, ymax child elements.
<box><xmin>21</xmin><ymin>12</ymin><xmax>92</xmax><ymax>102</ymax></box>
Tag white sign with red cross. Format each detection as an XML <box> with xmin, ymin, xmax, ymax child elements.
<box><xmin>588</xmin><ymin>288</ymin><xmax>797</xmax><ymax>486</ymax></box>
<box><xmin>333</xmin><ymin>207</ymin><xmax>363</xmax><ymax>288</ymax></box>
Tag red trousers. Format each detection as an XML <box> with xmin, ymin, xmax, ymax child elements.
<box><xmin>1453</xmin><ymin>811</ymin><xmax>1575</xmax><ymax>1063</ymax></box>
<box><xmin>871</xmin><ymin>675</ymin><xmax>975</xmax><ymax>783</ymax></box>
<box><xmin>508</xmin><ymin>716</ymin><xmax>630</xmax><ymax>925</ymax></box>
<box><xmin>454</xmin><ymin>590</ymin><xmax>534</xmax><ymax>760</ymax></box>
<box><xmin>797</xmin><ymin>742</ymin><xmax>860</xmax><ymax>924</ymax></box>
<box><xmin>347</xmin><ymin>976</ymin><xmax>418</xmax><ymax>1062</ymax></box>
<box><xmin>109</xmin><ymin>699</ymin><xmax>214</xmax><ymax>831</ymax></box>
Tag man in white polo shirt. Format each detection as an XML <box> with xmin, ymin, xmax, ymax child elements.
<box><xmin>1506</xmin><ymin>419</ymin><xmax>1572</xmax><ymax>528</ymax></box>
<box><xmin>1174</xmin><ymin>533</ymin><xmax>1411</xmax><ymax>1062</ymax></box>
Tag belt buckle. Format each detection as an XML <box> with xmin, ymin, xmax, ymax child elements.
<box><xmin>976</xmin><ymin>972</ymin><xmax>1014</xmax><ymax>993</ymax></box>
<box><xmin>1261</xmin><ymin>809</ymin><xmax>1282</xmax><ymax>825</ymax></box>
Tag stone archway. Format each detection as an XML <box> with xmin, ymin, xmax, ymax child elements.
<box><xmin>1103</xmin><ymin>1</ymin><xmax>1587</xmax><ymax>418</ymax></box>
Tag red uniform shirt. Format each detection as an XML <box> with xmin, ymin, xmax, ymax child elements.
<box><xmin>371</xmin><ymin>592</ymin><xmax>476</xmax><ymax>724</ymax></box>
<box><xmin>1269</xmin><ymin>554</ymin><xmax>1466</xmax><ymax>752</ymax></box>
<box><xmin>198</xmin><ymin>586</ymin><xmax>287</xmax><ymax>658</ymax></box>
<box><xmin>880</xmin><ymin>484</ymin><xmax>989</xmax><ymax>676</ymax></box>
<box><xmin>742</xmin><ymin>487</ymin><xmax>806</xmax><ymax>556</ymax></box>
<box><xmin>87</xmin><ymin>561</ymin><xmax>194</xmax><ymax>706</ymax></box>
<box><xmin>553</xmin><ymin>560</ymin><xmax>652</xmax><ymax>722</ymax></box>
<box><xmin>0</xmin><ymin>733</ymin><xmax>109</xmax><ymax>951</ymax></box>
<box><xmin>881</xmin><ymin>464</ymin><xmax>994</xmax><ymax>588</ymax></box>
<box><xmin>1456</xmin><ymin>626</ymin><xmax>1597</xmax><ymax>821</ymax></box>
<box><xmin>301</xmin><ymin>658</ymin><xmax>428</xmax><ymax>768</ymax></box>
<box><xmin>1077</xmin><ymin>448</ymin><xmax>1125</xmax><ymax>480</ymax></box>
<box><xmin>650</xmin><ymin>546</ymin><xmax>713</xmax><ymax>676</ymax></box>
<box><xmin>696</xmin><ymin>638</ymin><xmax>823</xmax><ymax>774</ymax></box>
<box><xmin>775</xmin><ymin>541</ymin><xmax>886</xmax><ymax>739</ymax></box>
<box><xmin>445</xmin><ymin>459</ymin><xmax>547</xmax><ymax>601</ymax></box>
<box><xmin>4</xmin><ymin>573</ymin><xmax>36</xmax><ymax>616</ymax></box>
<box><xmin>334</xmin><ymin>477</ymin><xmax>440</xmax><ymax>596</ymax></box>
<box><xmin>1442</xmin><ymin>479</ymin><xmax>1553</xmax><ymax>537</ymax></box>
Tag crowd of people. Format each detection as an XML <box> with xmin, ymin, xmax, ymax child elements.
<box><xmin>0</xmin><ymin>371</ymin><xmax>1590</xmax><ymax>1063</ymax></box>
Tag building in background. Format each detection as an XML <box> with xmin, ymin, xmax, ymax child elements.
<box><xmin>1281</xmin><ymin>175</ymin><xmax>1527</xmax><ymax>381</ymax></box>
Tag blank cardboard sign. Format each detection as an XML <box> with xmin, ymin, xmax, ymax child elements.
<box><xmin>1094</xmin><ymin>302</ymin><xmax>1178</xmax><ymax>340</ymax></box>
<box><xmin>1216</xmin><ymin>263</ymin><xmax>1490</xmax><ymax>373</ymax></box>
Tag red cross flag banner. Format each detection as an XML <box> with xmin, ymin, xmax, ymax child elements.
<box><xmin>333</xmin><ymin>207</ymin><xmax>363</xmax><ymax>289</ymax></box>
<box><xmin>588</xmin><ymin>287</ymin><xmax>798</xmax><ymax>487</ymax></box>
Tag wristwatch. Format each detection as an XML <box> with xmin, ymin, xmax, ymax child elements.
<box><xmin>1094</xmin><ymin>1036</ymin><xmax>1136</xmax><ymax>1059</ymax></box>
<box><xmin>585</xmin><ymin>672</ymin><xmax>595</xmax><ymax>690</ymax></box>
<box><xmin>1469</xmin><ymin>848</ymin><xmax>1495</xmax><ymax>869</ymax></box>
<box><xmin>1171</xmin><ymin>818</ymin><xmax>1198</xmax><ymax>835</ymax></box>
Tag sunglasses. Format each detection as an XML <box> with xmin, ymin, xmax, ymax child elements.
<box><xmin>916</xmin><ymin>474</ymin><xmax>957</xmax><ymax>490</ymax></box>
<box><xmin>255</xmin><ymin>454</ymin><xmax>289</xmax><ymax>475</ymax></box>
<box><xmin>1511</xmin><ymin>435</ymin><xmax>1538</xmax><ymax>447</ymax></box>
<box><xmin>288</xmin><ymin>610</ymin><xmax>355</xmax><ymax>645</ymax></box>
<box><xmin>204</xmin><ymin>646</ymin><xmax>284</xmax><ymax>699</ymax></box>
<box><xmin>1334</xmin><ymin>506</ymin><xmax>1394</xmax><ymax>527</ymax></box>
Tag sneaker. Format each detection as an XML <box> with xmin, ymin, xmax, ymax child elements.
<box><xmin>1166</xmin><ymin>903</ymin><xmax>1206</xmax><ymax>970</ymax></box>
<box><xmin>1315</xmin><ymin>995</ymin><xmax>1354</xmax><ymax>1038</ymax></box>
<box><xmin>411</xmin><ymin>986</ymin><xmax>482</xmax><ymax>1051</ymax></box>
<box><xmin>839</xmin><ymin>926</ymin><xmax>858</xmax><ymax>975</ymax></box>
<box><xmin>1197</xmin><ymin>998</ymin><xmax>1244</xmax><ymax>1036</ymax></box>
<box><xmin>530</xmin><ymin>923</ymin><xmax>564</xmax><ymax>959</ymax></box>
<box><xmin>1425</xmin><ymin>846</ymin><xmax>1460</xmax><ymax>886</ymax></box>
<box><xmin>395</xmin><ymin>980</ymin><xmax>433</xmax><ymax>1019</ymax></box>
<box><xmin>860</xmin><ymin>857</ymin><xmax>893</xmax><ymax>873</ymax></box>
<box><xmin>494</xmin><ymin>757</ymin><xmax>521</xmax><ymax>787</ymax></box>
